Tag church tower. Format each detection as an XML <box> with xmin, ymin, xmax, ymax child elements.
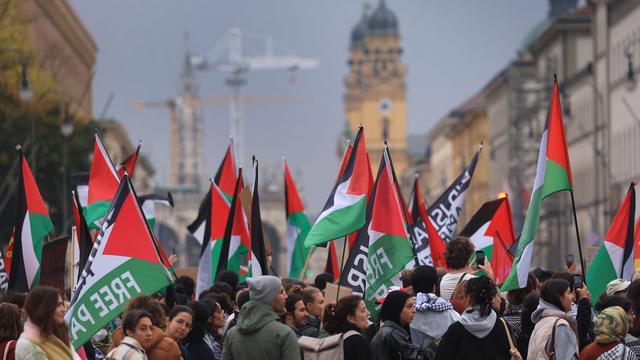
<box><xmin>344</xmin><ymin>0</ymin><xmax>407</xmax><ymax>176</ymax></box>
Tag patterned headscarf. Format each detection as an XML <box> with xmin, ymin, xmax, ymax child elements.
<box><xmin>595</xmin><ymin>306</ymin><xmax>629</xmax><ymax>344</ymax></box>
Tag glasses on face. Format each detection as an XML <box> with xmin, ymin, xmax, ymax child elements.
<box><xmin>174</xmin><ymin>318</ymin><xmax>192</xmax><ymax>330</ymax></box>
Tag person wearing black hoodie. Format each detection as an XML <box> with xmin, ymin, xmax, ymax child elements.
<box><xmin>371</xmin><ymin>290</ymin><xmax>426</xmax><ymax>360</ymax></box>
<box><xmin>435</xmin><ymin>276</ymin><xmax>513</xmax><ymax>360</ymax></box>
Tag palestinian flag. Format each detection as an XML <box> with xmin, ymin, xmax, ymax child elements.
<box><xmin>139</xmin><ymin>192</ymin><xmax>174</xmax><ymax>229</ymax></box>
<box><xmin>324</xmin><ymin>241</ymin><xmax>340</xmax><ymax>282</ymax></box>
<box><xmin>8</xmin><ymin>148</ymin><xmax>53</xmax><ymax>292</ymax></box>
<box><xmin>188</xmin><ymin>142</ymin><xmax>237</xmax><ymax>246</ymax></box>
<box><xmin>459</xmin><ymin>195</ymin><xmax>516</xmax><ymax>284</ymax></box>
<box><xmin>116</xmin><ymin>142</ymin><xmax>141</xmax><ymax>179</ymax></box>
<box><xmin>214</xmin><ymin>141</ymin><xmax>238</xmax><ymax>200</ymax></box>
<box><xmin>363</xmin><ymin>147</ymin><xmax>414</xmax><ymax>315</ymax></box>
<box><xmin>85</xmin><ymin>133</ymin><xmax>120</xmax><ymax>228</ymax></box>
<box><xmin>72</xmin><ymin>190</ymin><xmax>94</xmax><ymax>281</ymax></box>
<box><xmin>587</xmin><ymin>183</ymin><xmax>636</xmax><ymax>300</ymax></box>
<box><xmin>284</xmin><ymin>159</ymin><xmax>312</xmax><ymax>279</ymax></box>
<box><xmin>502</xmin><ymin>77</ymin><xmax>573</xmax><ymax>291</ymax></box>
<box><xmin>249</xmin><ymin>158</ymin><xmax>269</xmax><ymax>277</ymax></box>
<box><xmin>216</xmin><ymin>169</ymin><xmax>251</xmax><ymax>279</ymax></box>
<box><xmin>65</xmin><ymin>174</ymin><xmax>173</xmax><ymax>349</ymax></box>
<box><xmin>339</xmin><ymin>158</ymin><xmax>381</xmax><ymax>296</ymax></box>
<box><xmin>305</xmin><ymin>127</ymin><xmax>371</xmax><ymax>247</ymax></box>
<box><xmin>192</xmin><ymin>183</ymin><xmax>230</xmax><ymax>298</ymax></box>
<box><xmin>409</xmin><ymin>177</ymin><xmax>447</xmax><ymax>268</ymax></box>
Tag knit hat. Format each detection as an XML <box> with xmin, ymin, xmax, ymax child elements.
<box><xmin>246</xmin><ymin>275</ymin><xmax>282</xmax><ymax>305</ymax></box>
<box><xmin>606</xmin><ymin>278</ymin><xmax>631</xmax><ymax>296</ymax></box>
<box><xmin>595</xmin><ymin>306</ymin><xmax>628</xmax><ymax>344</ymax></box>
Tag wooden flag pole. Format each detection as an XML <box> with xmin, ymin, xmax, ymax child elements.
<box><xmin>569</xmin><ymin>191</ymin><xmax>587</xmax><ymax>282</ymax></box>
<box><xmin>335</xmin><ymin>235</ymin><xmax>348</xmax><ymax>300</ymax></box>
<box><xmin>298</xmin><ymin>247</ymin><xmax>316</xmax><ymax>281</ymax></box>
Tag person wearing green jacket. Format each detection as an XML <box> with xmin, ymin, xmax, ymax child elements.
<box><xmin>222</xmin><ymin>275</ymin><xmax>301</xmax><ymax>360</ymax></box>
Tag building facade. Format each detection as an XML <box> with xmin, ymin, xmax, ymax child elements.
<box><xmin>16</xmin><ymin>0</ymin><xmax>96</xmax><ymax>121</ymax></box>
<box><xmin>344</xmin><ymin>0</ymin><xmax>408</xmax><ymax>176</ymax></box>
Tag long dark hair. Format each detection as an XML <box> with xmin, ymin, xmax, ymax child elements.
<box><xmin>24</xmin><ymin>286</ymin><xmax>69</xmax><ymax>345</ymax></box>
<box><xmin>540</xmin><ymin>279</ymin><xmax>570</xmax><ymax>311</ymax></box>
<box><xmin>322</xmin><ymin>295</ymin><xmax>363</xmax><ymax>335</ymax></box>
<box><xmin>379</xmin><ymin>290</ymin><xmax>412</xmax><ymax>329</ymax></box>
<box><xmin>464</xmin><ymin>276</ymin><xmax>498</xmax><ymax>317</ymax></box>
<box><xmin>0</xmin><ymin>303</ymin><xmax>22</xmax><ymax>342</ymax></box>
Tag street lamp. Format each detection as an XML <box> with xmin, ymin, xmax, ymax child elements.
<box><xmin>18</xmin><ymin>60</ymin><xmax>37</xmax><ymax>175</ymax></box>
<box><xmin>18</xmin><ymin>60</ymin><xmax>32</xmax><ymax>101</ymax></box>
<box><xmin>60</xmin><ymin>104</ymin><xmax>74</xmax><ymax>234</ymax></box>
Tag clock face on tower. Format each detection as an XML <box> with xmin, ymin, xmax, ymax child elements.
<box><xmin>379</xmin><ymin>98</ymin><xmax>392</xmax><ymax>114</ymax></box>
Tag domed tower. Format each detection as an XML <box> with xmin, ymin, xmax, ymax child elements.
<box><xmin>343</xmin><ymin>0</ymin><xmax>407</xmax><ymax>176</ymax></box>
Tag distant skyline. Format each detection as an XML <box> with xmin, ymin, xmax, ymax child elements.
<box><xmin>70</xmin><ymin>0</ymin><xmax>548</xmax><ymax>212</ymax></box>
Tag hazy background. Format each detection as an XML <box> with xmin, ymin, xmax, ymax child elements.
<box><xmin>70</xmin><ymin>0</ymin><xmax>547</xmax><ymax>212</ymax></box>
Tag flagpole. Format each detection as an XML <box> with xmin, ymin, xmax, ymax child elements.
<box><xmin>569</xmin><ymin>191</ymin><xmax>586</xmax><ymax>282</ymax></box>
<box><xmin>336</xmin><ymin>235</ymin><xmax>348</xmax><ymax>300</ymax></box>
<box><xmin>299</xmin><ymin>247</ymin><xmax>315</xmax><ymax>281</ymax></box>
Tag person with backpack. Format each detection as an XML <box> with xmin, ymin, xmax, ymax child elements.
<box><xmin>107</xmin><ymin>310</ymin><xmax>153</xmax><ymax>360</ymax></box>
<box><xmin>371</xmin><ymin>290</ymin><xmax>426</xmax><ymax>360</ymax></box>
<box><xmin>528</xmin><ymin>278</ymin><xmax>579</xmax><ymax>360</ymax></box>
<box><xmin>222</xmin><ymin>275</ymin><xmax>300</xmax><ymax>360</ymax></box>
<box><xmin>409</xmin><ymin>265</ymin><xmax>460</xmax><ymax>354</ymax></box>
<box><xmin>435</xmin><ymin>276</ymin><xmax>515</xmax><ymax>360</ymax></box>
<box><xmin>299</xmin><ymin>295</ymin><xmax>371</xmax><ymax>360</ymax></box>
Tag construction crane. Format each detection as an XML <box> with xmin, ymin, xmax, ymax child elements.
<box><xmin>190</xmin><ymin>27</ymin><xmax>319</xmax><ymax>164</ymax></box>
<box><xmin>132</xmin><ymin>93</ymin><xmax>311</xmax><ymax>189</ymax></box>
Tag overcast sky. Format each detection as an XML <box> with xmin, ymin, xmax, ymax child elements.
<box><xmin>70</xmin><ymin>0</ymin><xmax>548</xmax><ymax>212</ymax></box>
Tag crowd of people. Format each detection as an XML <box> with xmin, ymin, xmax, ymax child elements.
<box><xmin>3</xmin><ymin>236</ymin><xmax>640</xmax><ymax>359</ymax></box>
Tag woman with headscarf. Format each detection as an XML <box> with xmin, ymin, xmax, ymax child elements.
<box><xmin>371</xmin><ymin>290</ymin><xmax>425</xmax><ymax>360</ymax></box>
<box><xmin>435</xmin><ymin>276</ymin><xmax>514</xmax><ymax>360</ymax></box>
<box><xmin>579</xmin><ymin>306</ymin><xmax>636</xmax><ymax>360</ymax></box>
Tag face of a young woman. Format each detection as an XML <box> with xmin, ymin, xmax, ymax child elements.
<box><xmin>306</xmin><ymin>292</ymin><xmax>325</xmax><ymax>318</ymax></box>
<box><xmin>131</xmin><ymin>317</ymin><xmax>154</xmax><ymax>348</ymax></box>
<box><xmin>166</xmin><ymin>311</ymin><xmax>192</xmax><ymax>341</ymax></box>
<box><xmin>211</xmin><ymin>304</ymin><xmax>226</xmax><ymax>329</ymax></box>
<box><xmin>53</xmin><ymin>296</ymin><xmax>66</xmax><ymax>325</ymax></box>
<box><xmin>560</xmin><ymin>287</ymin><xmax>575</xmax><ymax>312</ymax></box>
<box><xmin>399</xmin><ymin>297</ymin><xmax>416</xmax><ymax>327</ymax></box>
<box><xmin>347</xmin><ymin>300</ymin><xmax>370</xmax><ymax>331</ymax></box>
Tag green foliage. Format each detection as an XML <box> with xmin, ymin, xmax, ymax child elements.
<box><xmin>0</xmin><ymin>90</ymin><xmax>96</xmax><ymax>242</ymax></box>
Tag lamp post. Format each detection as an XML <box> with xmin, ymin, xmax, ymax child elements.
<box><xmin>18</xmin><ymin>60</ymin><xmax>36</xmax><ymax>175</ymax></box>
<box><xmin>60</xmin><ymin>104</ymin><xmax>74</xmax><ymax>234</ymax></box>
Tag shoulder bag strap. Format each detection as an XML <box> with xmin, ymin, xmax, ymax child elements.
<box><xmin>499</xmin><ymin>318</ymin><xmax>515</xmax><ymax>349</ymax></box>
<box><xmin>547</xmin><ymin>318</ymin><xmax>562</xmax><ymax>360</ymax></box>
<box><xmin>455</xmin><ymin>273</ymin><xmax>467</xmax><ymax>288</ymax></box>
<box><xmin>3</xmin><ymin>340</ymin><xmax>14</xmax><ymax>360</ymax></box>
